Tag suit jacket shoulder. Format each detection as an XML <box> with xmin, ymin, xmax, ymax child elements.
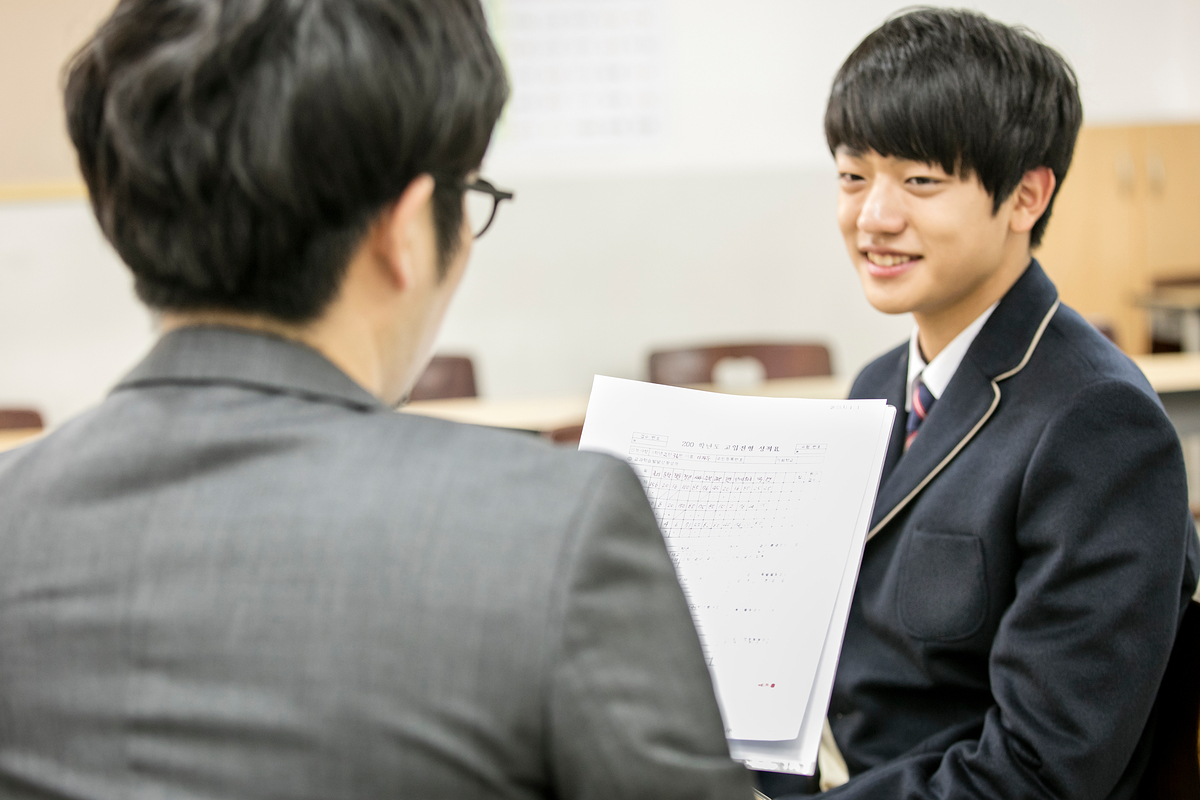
<box><xmin>0</xmin><ymin>327</ymin><xmax>751</xmax><ymax>800</ymax></box>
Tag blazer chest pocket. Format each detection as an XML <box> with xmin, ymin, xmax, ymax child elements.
<box><xmin>898</xmin><ymin>529</ymin><xmax>988</xmax><ymax>642</ymax></box>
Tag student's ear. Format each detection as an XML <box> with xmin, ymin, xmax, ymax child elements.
<box><xmin>370</xmin><ymin>173</ymin><xmax>437</xmax><ymax>291</ymax></box>
<box><xmin>1008</xmin><ymin>166</ymin><xmax>1056</xmax><ymax>236</ymax></box>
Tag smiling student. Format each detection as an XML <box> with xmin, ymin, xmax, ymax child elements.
<box><xmin>771</xmin><ymin>8</ymin><xmax>1200</xmax><ymax>799</ymax></box>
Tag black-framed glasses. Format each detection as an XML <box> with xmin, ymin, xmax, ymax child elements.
<box><xmin>464</xmin><ymin>177</ymin><xmax>514</xmax><ymax>239</ymax></box>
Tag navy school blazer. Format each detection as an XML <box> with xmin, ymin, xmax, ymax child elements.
<box><xmin>825</xmin><ymin>262</ymin><xmax>1200</xmax><ymax>799</ymax></box>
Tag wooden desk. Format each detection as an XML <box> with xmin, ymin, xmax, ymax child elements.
<box><xmin>400</xmin><ymin>376</ymin><xmax>853</xmax><ymax>433</ymax></box>
<box><xmin>401</xmin><ymin>395</ymin><xmax>590</xmax><ymax>433</ymax></box>
<box><xmin>5</xmin><ymin>361</ymin><xmax>1189</xmax><ymax>448</ymax></box>
<box><xmin>1134</xmin><ymin>353</ymin><xmax>1200</xmax><ymax>437</ymax></box>
<box><xmin>0</xmin><ymin>428</ymin><xmax>42</xmax><ymax>453</ymax></box>
<box><xmin>400</xmin><ymin>358</ymin><xmax>1200</xmax><ymax>436</ymax></box>
<box><xmin>1134</xmin><ymin>353</ymin><xmax>1200</xmax><ymax>394</ymax></box>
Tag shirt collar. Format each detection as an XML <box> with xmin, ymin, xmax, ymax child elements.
<box><xmin>906</xmin><ymin>302</ymin><xmax>999</xmax><ymax>411</ymax></box>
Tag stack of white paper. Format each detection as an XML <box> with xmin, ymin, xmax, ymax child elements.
<box><xmin>579</xmin><ymin>376</ymin><xmax>894</xmax><ymax>775</ymax></box>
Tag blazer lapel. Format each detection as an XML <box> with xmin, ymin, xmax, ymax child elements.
<box><xmin>865</xmin><ymin>260</ymin><xmax>1061</xmax><ymax>541</ymax></box>
<box><xmin>868</xmin><ymin>358</ymin><xmax>997</xmax><ymax>535</ymax></box>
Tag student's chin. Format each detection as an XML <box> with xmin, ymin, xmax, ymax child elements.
<box><xmin>859</xmin><ymin>280</ymin><xmax>921</xmax><ymax>317</ymax></box>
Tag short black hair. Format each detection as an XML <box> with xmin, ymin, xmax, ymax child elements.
<box><xmin>825</xmin><ymin>7</ymin><xmax>1082</xmax><ymax>247</ymax></box>
<box><xmin>66</xmin><ymin>0</ymin><xmax>509</xmax><ymax>322</ymax></box>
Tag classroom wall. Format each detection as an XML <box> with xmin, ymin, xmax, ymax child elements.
<box><xmin>3</xmin><ymin>0</ymin><xmax>1200</xmax><ymax>424</ymax></box>
<box><xmin>481</xmin><ymin>0</ymin><xmax>1200</xmax><ymax>179</ymax></box>
<box><xmin>0</xmin><ymin>200</ymin><xmax>152</xmax><ymax>422</ymax></box>
<box><xmin>437</xmin><ymin>168</ymin><xmax>897</xmax><ymax>400</ymax></box>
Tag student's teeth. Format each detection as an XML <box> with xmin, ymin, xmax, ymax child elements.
<box><xmin>868</xmin><ymin>253</ymin><xmax>913</xmax><ymax>267</ymax></box>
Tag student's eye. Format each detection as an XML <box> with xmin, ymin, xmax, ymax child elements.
<box><xmin>906</xmin><ymin>176</ymin><xmax>940</xmax><ymax>186</ymax></box>
<box><xmin>839</xmin><ymin>172</ymin><xmax>865</xmax><ymax>184</ymax></box>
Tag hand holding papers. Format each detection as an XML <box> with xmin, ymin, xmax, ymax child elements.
<box><xmin>579</xmin><ymin>377</ymin><xmax>894</xmax><ymax>774</ymax></box>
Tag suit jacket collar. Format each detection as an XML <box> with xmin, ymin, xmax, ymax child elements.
<box><xmin>113</xmin><ymin>325</ymin><xmax>385</xmax><ymax>412</ymax></box>
<box><xmin>868</xmin><ymin>260</ymin><xmax>1060</xmax><ymax>536</ymax></box>
<box><xmin>962</xmin><ymin>261</ymin><xmax>1060</xmax><ymax>382</ymax></box>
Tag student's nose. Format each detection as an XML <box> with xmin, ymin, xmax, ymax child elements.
<box><xmin>857</xmin><ymin>180</ymin><xmax>906</xmax><ymax>235</ymax></box>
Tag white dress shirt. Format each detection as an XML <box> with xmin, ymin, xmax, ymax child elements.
<box><xmin>906</xmin><ymin>303</ymin><xmax>999</xmax><ymax>412</ymax></box>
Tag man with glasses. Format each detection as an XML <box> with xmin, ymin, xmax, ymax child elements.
<box><xmin>0</xmin><ymin>1</ymin><xmax>752</xmax><ymax>798</ymax></box>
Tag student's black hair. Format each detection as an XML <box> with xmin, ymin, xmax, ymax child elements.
<box><xmin>825</xmin><ymin>7</ymin><xmax>1082</xmax><ymax>246</ymax></box>
<box><xmin>65</xmin><ymin>0</ymin><xmax>509</xmax><ymax>322</ymax></box>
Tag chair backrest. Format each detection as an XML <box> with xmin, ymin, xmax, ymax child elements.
<box><xmin>544</xmin><ymin>424</ymin><xmax>584</xmax><ymax>446</ymax></box>
<box><xmin>0</xmin><ymin>408</ymin><xmax>44</xmax><ymax>431</ymax></box>
<box><xmin>1138</xmin><ymin>599</ymin><xmax>1200</xmax><ymax>798</ymax></box>
<box><xmin>648</xmin><ymin>343</ymin><xmax>832</xmax><ymax>387</ymax></box>
<box><xmin>409</xmin><ymin>356</ymin><xmax>478</xmax><ymax>402</ymax></box>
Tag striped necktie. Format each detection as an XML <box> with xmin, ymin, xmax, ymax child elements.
<box><xmin>905</xmin><ymin>379</ymin><xmax>935</xmax><ymax>451</ymax></box>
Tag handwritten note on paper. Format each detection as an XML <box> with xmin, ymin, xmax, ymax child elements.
<box><xmin>579</xmin><ymin>377</ymin><xmax>894</xmax><ymax>766</ymax></box>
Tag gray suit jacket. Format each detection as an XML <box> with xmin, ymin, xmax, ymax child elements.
<box><xmin>0</xmin><ymin>326</ymin><xmax>751</xmax><ymax>800</ymax></box>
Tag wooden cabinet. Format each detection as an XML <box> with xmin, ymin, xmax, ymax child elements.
<box><xmin>1146</xmin><ymin>126</ymin><xmax>1200</xmax><ymax>279</ymax></box>
<box><xmin>1037</xmin><ymin>123</ymin><xmax>1200</xmax><ymax>354</ymax></box>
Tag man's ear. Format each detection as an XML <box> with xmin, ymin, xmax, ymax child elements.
<box><xmin>371</xmin><ymin>173</ymin><xmax>436</xmax><ymax>290</ymax></box>
<box><xmin>1008</xmin><ymin>166</ymin><xmax>1056</xmax><ymax>235</ymax></box>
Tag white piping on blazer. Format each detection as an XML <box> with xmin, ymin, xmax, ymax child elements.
<box><xmin>864</xmin><ymin>299</ymin><xmax>1062</xmax><ymax>544</ymax></box>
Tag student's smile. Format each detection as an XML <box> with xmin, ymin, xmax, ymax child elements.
<box><xmin>862</xmin><ymin>247</ymin><xmax>923</xmax><ymax>278</ymax></box>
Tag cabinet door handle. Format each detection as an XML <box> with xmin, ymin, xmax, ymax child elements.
<box><xmin>1117</xmin><ymin>154</ymin><xmax>1136</xmax><ymax>195</ymax></box>
<box><xmin>1147</xmin><ymin>153</ymin><xmax>1166</xmax><ymax>195</ymax></box>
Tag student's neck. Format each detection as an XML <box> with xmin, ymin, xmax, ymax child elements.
<box><xmin>913</xmin><ymin>250</ymin><xmax>1032</xmax><ymax>362</ymax></box>
<box><xmin>157</xmin><ymin>308</ymin><xmax>387</xmax><ymax>398</ymax></box>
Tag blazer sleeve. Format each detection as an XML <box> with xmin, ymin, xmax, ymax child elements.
<box><xmin>545</xmin><ymin>457</ymin><xmax>754</xmax><ymax>800</ymax></box>
<box><xmin>823</xmin><ymin>379</ymin><xmax>1198</xmax><ymax>800</ymax></box>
